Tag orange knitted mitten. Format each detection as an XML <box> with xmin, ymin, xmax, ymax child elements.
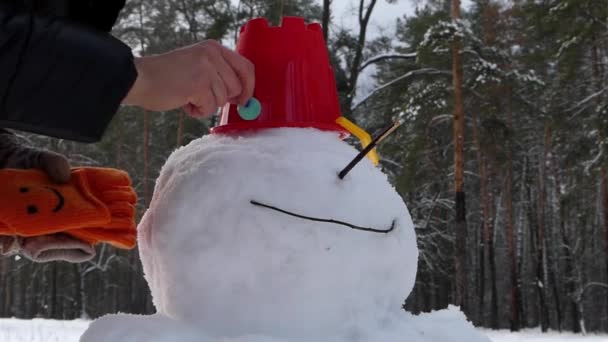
<box><xmin>0</xmin><ymin>167</ymin><xmax>137</xmax><ymax>249</ymax></box>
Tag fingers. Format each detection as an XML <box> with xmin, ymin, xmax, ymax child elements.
<box><xmin>182</xmin><ymin>103</ymin><xmax>203</xmax><ymax>117</ymax></box>
<box><xmin>40</xmin><ymin>152</ymin><xmax>71</xmax><ymax>184</ymax></box>
<box><xmin>210</xmin><ymin>54</ymin><xmax>243</xmax><ymax>101</ymax></box>
<box><xmin>131</xmin><ymin>40</ymin><xmax>254</xmax><ymax>116</ymax></box>
<box><xmin>195</xmin><ymin>41</ymin><xmax>251</xmax><ymax>112</ymax></box>
<box><xmin>187</xmin><ymin>76</ymin><xmax>218</xmax><ymax>118</ymax></box>
<box><xmin>5</xmin><ymin>147</ymin><xmax>71</xmax><ymax>184</ymax></box>
<box><xmin>210</xmin><ymin>71</ymin><xmax>228</xmax><ymax>108</ymax></box>
<box><xmin>219</xmin><ymin>45</ymin><xmax>255</xmax><ymax>105</ymax></box>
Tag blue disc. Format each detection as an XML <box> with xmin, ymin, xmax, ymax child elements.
<box><xmin>237</xmin><ymin>98</ymin><xmax>262</xmax><ymax>120</ymax></box>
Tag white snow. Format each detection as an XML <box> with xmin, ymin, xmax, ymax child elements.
<box><xmin>0</xmin><ymin>318</ymin><xmax>89</xmax><ymax>342</ymax></box>
<box><xmin>482</xmin><ymin>329</ymin><xmax>608</xmax><ymax>342</ymax></box>
<box><xmin>352</xmin><ymin>68</ymin><xmax>450</xmax><ymax>110</ymax></box>
<box><xmin>82</xmin><ymin>306</ymin><xmax>489</xmax><ymax>342</ymax></box>
<box><xmin>2</xmin><ymin>318</ymin><xmax>607</xmax><ymax>342</ymax></box>
<box><xmin>77</xmin><ymin>127</ymin><xmax>488</xmax><ymax>341</ymax></box>
<box><xmin>556</xmin><ymin>36</ymin><xmax>580</xmax><ymax>58</ymax></box>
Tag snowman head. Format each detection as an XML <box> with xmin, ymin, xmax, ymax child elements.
<box><xmin>138</xmin><ymin>128</ymin><xmax>418</xmax><ymax>339</ymax></box>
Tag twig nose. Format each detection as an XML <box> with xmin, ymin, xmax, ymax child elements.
<box><xmin>338</xmin><ymin>120</ymin><xmax>402</xmax><ymax>180</ymax></box>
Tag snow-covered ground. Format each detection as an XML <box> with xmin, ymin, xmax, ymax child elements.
<box><xmin>0</xmin><ymin>318</ymin><xmax>606</xmax><ymax>342</ymax></box>
<box><xmin>0</xmin><ymin>318</ymin><xmax>89</xmax><ymax>342</ymax></box>
<box><xmin>481</xmin><ymin>329</ymin><xmax>608</xmax><ymax>342</ymax></box>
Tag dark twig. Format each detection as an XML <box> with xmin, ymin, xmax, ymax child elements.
<box><xmin>338</xmin><ymin>120</ymin><xmax>402</xmax><ymax>179</ymax></box>
<box><xmin>250</xmin><ymin>200</ymin><xmax>395</xmax><ymax>234</ymax></box>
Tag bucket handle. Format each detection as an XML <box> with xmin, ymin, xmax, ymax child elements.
<box><xmin>335</xmin><ymin>117</ymin><xmax>380</xmax><ymax>166</ymax></box>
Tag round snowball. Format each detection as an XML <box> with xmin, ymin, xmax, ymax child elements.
<box><xmin>138</xmin><ymin>128</ymin><xmax>418</xmax><ymax>339</ymax></box>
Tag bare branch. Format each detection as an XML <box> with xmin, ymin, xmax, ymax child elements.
<box><xmin>346</xmin><ymin>0</ymin><xmax>379</xmax><ymax>113</ymax></box>
<box><xmin>358</xmin><ymin>0</ymin><xmax>364</xmax><ymax>24</ymax></box>
<box><xmin>351</xmin><ymin>68</ymin><xmax>451</xmax><ymax>110</ymax></box>
<box><xmin>566</xmin><ymin>87</ymin><xmax>607</xmax><ymax>113</ymax></box>
<box><xmin>575</xmin><ymin>282</ymin><xmax>608</xmax><ymax>303</ymax></box>
<box><xmin>359</xmin><ymin>53</ymin><xmax>417</xmax><ymax>72</ymax></box>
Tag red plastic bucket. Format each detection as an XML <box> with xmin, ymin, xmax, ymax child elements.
<box><xmin>211</xmin><ymin>17</ymin><xmax>346</xmax><ymax>135</ymax></box>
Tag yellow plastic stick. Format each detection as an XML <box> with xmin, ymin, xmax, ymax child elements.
<box><xmin>335</xmin><ymin>117</ymin><xmax>380</xmax><ymax>166</ymax></box>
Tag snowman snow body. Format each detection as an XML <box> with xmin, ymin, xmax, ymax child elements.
<box><xmin>138</xmin><ymin>127</ymin><xmax>419</xmax><ymax>339</ymax></box>
<box><xmin>80</xmin><ymin>127</ymin><xmax>490</xmax><ymax>342</ymax></box>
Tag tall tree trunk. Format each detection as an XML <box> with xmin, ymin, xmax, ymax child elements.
<box><xmin>1</xmin><ymin>258</ymin><xmax>11</xmax><ymax>316</ymax></box>
<box><xmin>322</xmin><ymin>0</ymin><xmax>331</xmax><ymax>43</ymax></box>
<box><xmin>143</xmin><ymin>110</ymin><xmax>151</xmax><ymax>207</ymax></box>
<box><xmin>537</xmin><ymin>122</ymin><xmax>551</xmax><ymax>332</ymax></box>
<box><xmin>591</xmin><ymin>36</ymin><xmax>608</xmax><ymax>327</ymax></box>
<box><xmin>16</xmin><ymin>263</ymin><xmax>24</xmax><ymax>317</ymax></box>
<box><xmin>343</xmin><ymin>0</ymin><xmax>377</xmax><ymax>116</ymax></box>
<box><xmin>488</xmin><ymin>175</ymin><xmax>498</xmax><ymax>328</ymax></box>
<box><xmin>506</xmin><ymin>86</ymin><xmax>521</xmax><ymax>330</ymax></box>
<box><xmin>561</xmin><ymin>224</ymin><xmax>581</xmax><ymax>332</ymax></box>
<box><xmin>269</xmin><ymin>0</ymin><xmax>285</xmax><ymax>26</ymax></box>
<box><xmin>551</xmin><ymin>148</ymin><xmax>578</xmax><ymax>332</ymax></box>
<box><xmin>451</xmin><ymin>0</ymin><xmax>467</xmax><ymax>308</ymax></box>
<box><xmin>49</xmin><ymin>264</ymin><xmax>57</xmax><ymax>319</ymax></box>
<box><xmin>472</xmin><ymin>109</ymin><xmax>490</xmax><ymax>325</ymax></box>
<box><xmin>176</xmin><ymin>112</ymin><xmax>185</xmax><ymax>147</ymax></box>
<box><xmin>517</xmin><ymin>155</ymin><xmax>528</xmax><ymax>326</ymax></box>
<box><xmin>78</xmin><ymin>266</ymin><xmax>88</xmax><ymax>319</ymax></box>
<box><xmin>603</xmin><ymin>167</ymin><xmax>608</xmax><ymax>259</ymax></box>
<box><xmin>549</xmin><ymin>260</ymin><xmax>563</xmax><ymax>331</ymax></box>
<box><xmin>137</xmin><ymin>1</ymin><xmax>151</xmax><ymax>208</ymax></box>
<box><xmin>480</xmin><ymin>159</ymin><xmax>498</xmax><ymax>327</ymax></box>
<box><xmin>574</xmin><ymin>267</ymin><xmax>587</xmax><ymax>335</ymax></box>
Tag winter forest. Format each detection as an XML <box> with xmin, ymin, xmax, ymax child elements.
<box><xmin>1</xmin><ymin>0</ymin><xmax>607</xmax><ymax>336</ymax></box>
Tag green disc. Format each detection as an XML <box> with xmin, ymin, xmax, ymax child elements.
<box><xmin>237</xmin><ymin>98</ymin><xmax>261</xmax><ymax>120</ymax></box>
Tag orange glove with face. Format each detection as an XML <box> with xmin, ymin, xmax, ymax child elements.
<box><xmin>0</xmin><ymin>167</ymin><xmax>137</xmax><ymax>249</ymax></box>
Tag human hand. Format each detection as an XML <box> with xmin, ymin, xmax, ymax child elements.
<box><xmin>123</xmin><ymin>40</ymin><xmax>255</xmax><ymax>118</ymax></box>
<box><xmin>0</xmin><ymin>130</ymin><xmax>96</xmax><ymax>263</ymax></box>
<box><xmin>0</xmin><ymin>129</ymin><xmax>70</xmax><ymax>183</ymax></box>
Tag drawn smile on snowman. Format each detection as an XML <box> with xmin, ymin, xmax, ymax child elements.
<box><xmin>250</xmin><ymin>200</ymin><xmax>396</xmax><ymax>234</ymax></box>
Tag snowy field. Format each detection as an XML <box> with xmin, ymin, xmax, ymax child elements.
<box><xmin>480</xmin><ymin>329</ymin><xmax>608</xmax><ymax>342</ymax></box>
<box><xmin>0</xmin><ymin>319</ymin><xmax>606</xmax><ymax>342</ymax></box>
<box><xmin>0</xmin><ymin>318</ymin><xmax>89</xmax><ymax>342</ymax></box>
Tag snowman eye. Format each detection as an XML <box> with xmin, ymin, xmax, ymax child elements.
<box><xmin>250</xmin><ymin>200</ymin><xmax>395</xmax><ymax>234</ymax></box>
<box><xmin>338</xmin><ymin>120</ymin><xmax>402</xmax><ymax>180</ymax></box>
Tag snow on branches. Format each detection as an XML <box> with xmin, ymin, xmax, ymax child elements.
<box><xmin>419</xmin><ymin>18</ymin><xmax>480</xmax><ymax>53</ymax></box>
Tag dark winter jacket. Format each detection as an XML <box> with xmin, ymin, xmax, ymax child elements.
<box><xmin>0</xmin><ymin>0</ymin><xmax>136</xmax><ymax>142</ymax></box>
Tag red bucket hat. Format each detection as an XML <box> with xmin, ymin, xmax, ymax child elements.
<box><xmin>211</xmin><ymin>16</ymin><xmax>379</xmax><ymax>165</ymax></box>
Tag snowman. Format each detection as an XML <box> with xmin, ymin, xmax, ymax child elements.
<box><xmin>81</xmin><ymin>17</ymin><xmax>490</xmax><ymax>342</ymax></box>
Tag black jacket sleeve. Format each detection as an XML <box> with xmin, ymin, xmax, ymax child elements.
<box><xmin>0</xmin><ymin>2</ymin><xmax>137</xmax><ymax>142</ymax></box>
